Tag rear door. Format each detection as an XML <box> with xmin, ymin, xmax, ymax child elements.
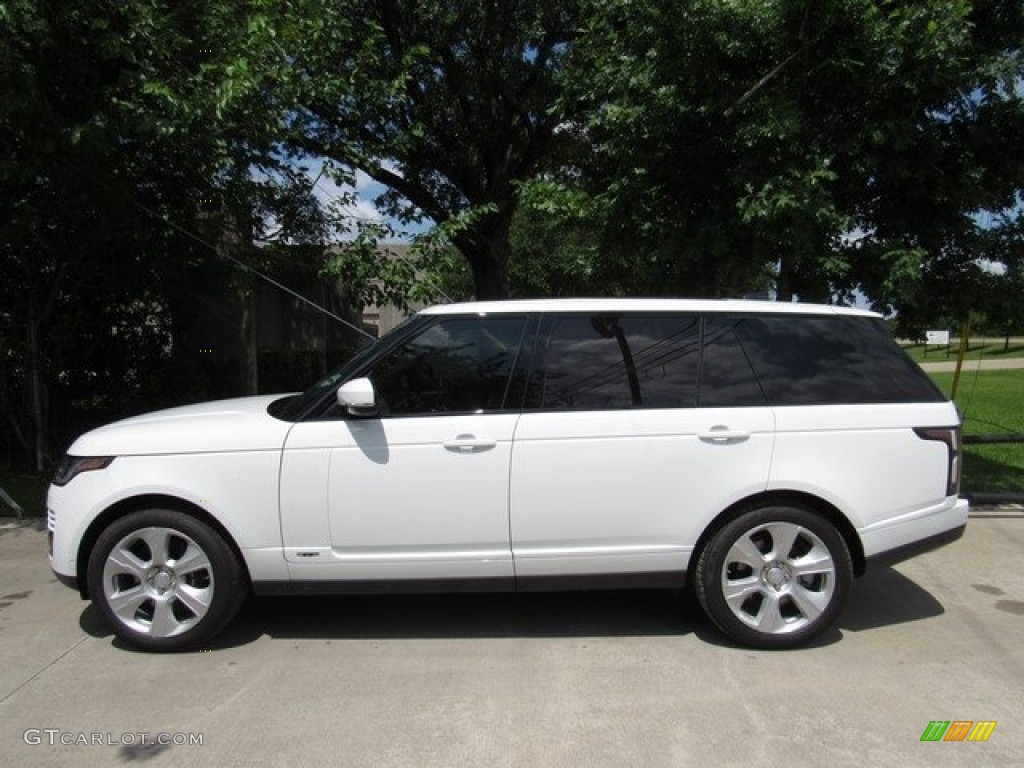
<box><xmin>510</xmin><ymin>314</ymin><xmax>775</xmax><ymax>580</ymax></box>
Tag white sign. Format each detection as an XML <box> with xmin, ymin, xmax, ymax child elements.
<box><xmin>925</xmin><ymin>330</ymin><xmax>950</xmax><ymax>345</ymax></box>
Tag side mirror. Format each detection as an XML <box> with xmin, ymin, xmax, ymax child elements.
<box><xmin>336</xmin><ymin>377</ymin><xmax>378</xmax><ymax>417</ymax></box>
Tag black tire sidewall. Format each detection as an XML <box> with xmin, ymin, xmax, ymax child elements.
<box><xmin>87</xmin><ymin>508</ymin><xmax>245</xmax><ymax>652</ymax></box>
<box><xmin>696</xmin><ymin>505</ymin><xmax>853</xmax><ymax>650</ymax></box>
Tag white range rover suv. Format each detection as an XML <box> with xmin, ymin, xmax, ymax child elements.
<box><xmin>48</xmin><ymin>299</ymin><xmax>968</xmax><ymax>651</ymax></box>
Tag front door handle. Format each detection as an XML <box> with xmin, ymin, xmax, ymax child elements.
<box><xmin>444</xmin><ymin>435</ymin><xmax>497</xmax><ymax>453</ymax></box>
<box><xmin>698</xmin><ymin>426</ymin><xmax>750</xmax><ymax>443</ymax></box>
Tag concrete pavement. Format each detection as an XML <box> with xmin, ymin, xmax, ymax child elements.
<box><xmin>917</xmin><ymin>357</ymin><xmax>1024</xmax><ymax>373</ymax></box>
<box><xmin>0</xmin><ymin>512</ymin><xmax>1022</xmax><ymax>767</ymax></box>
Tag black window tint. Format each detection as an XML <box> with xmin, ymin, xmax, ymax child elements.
<box><xmin>699</xmin><ymin>318</ymin><xmax>766</xmax><ymax>407</ymax></box>
<box><xmin>370</xmin><ymin>316</ymin><xmax>526</xmax><ymax>416</ymax></box>
<box><xmin>540</xmin><ymin>314</ymin><xmax>700</xmax><ymax>410</ymax></box>
<box><xmin>733</xmin><ymin>315</ymin><xmax>945</xmax><ymax>405</ymax></box>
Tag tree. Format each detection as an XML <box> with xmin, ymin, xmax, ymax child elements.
<box><xmin>1</xmin><ymin>0</ymin><xmax>210</xmax><ymax>469</ymax></box>
<box><xmin>276</xmin><ymin>0</ymin><xmax>579</xmax><ymax>299</ymax></box>
<box><xmin>979</xmin><ymin>210</ymin><xmax>1024</xmax><ymax>349</ymax></box>
<box><xmin>559</xmin><ymin>0</ymin><xmax>1024</xmax><ymax>307</ymax></box>
<box><xmin>0</xmin><ymin>0</ymin><xmax>327</xmax><ymax>468</ymax></box>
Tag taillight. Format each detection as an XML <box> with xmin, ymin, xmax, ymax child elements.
<box><xmin>914</xmin><ymin>426</ymin><xmax>961</xmax><ymax>497</ymax></box>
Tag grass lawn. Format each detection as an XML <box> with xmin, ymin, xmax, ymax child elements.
<box><xmin>901</xmin><ymin>339</ymin><xmax>1024</xmax><ymax>364</ymax></box>
<box><xmin>929</xmin><ymin>369</ymin><xmax>1024</xmax><ymax>494</ymax></box>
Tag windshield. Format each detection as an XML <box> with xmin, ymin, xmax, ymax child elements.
<box><xmin>269</xmin><ymin>314</ymin><xmax>426</xmax><ymax>421</ymax></box>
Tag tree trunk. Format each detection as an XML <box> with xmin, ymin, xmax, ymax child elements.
<box><xmin>469</xmin><ymin>254</ymin><xmax>511</xmax><ymax>300</ymax></box>
<box><xmin>23</xmin><ymin>268</ymin><xmax>65</xmax><ymax>472</ymax></box>
<box><xmin>455</xmin><ymin>212</ymin><xmax>513</xmax><ymax>300</ymax></box>
<box><xmin>241</xmin><ymin>283</ymin><xmax>259</xmax><ymax>395</ymax></box>
<box><xmin>776</xmin><ymin>253</ymin><xmax>794</xmax><ymax>302</ymax></box>
<box><xmin>27</xmin><ymin>294</ymin><xmax>46</xmax><ymax>473</ymax></box>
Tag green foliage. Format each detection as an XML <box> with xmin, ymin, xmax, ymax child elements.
<box><xmin>0</xmin><ymin>0</ymin><xmax>328</xmax><ymax>468</ymax></box>
<box><xmin>274</xmin><ymin>0</ymin><xmax>580</xmax><ymax>298</ymax></box>
<box><xmin>561</xmin><ymin>0</ymin><xmax>1024</xmax><ymax>307</ymax></box>
<box><xmin>507</xmin><ymin>180</ymin><xmax>606</xmax><ymax>296</ymax></box>
<box><xmin>3</xmin><ymin>0</ymin><xmax>1022</xmax><ymax>472</ymax></box>
<box><xmin>320</xmin><ymin>225</ymin><xmax>422</xmax><ymax>312</ymax></box>
<box><xmin>979</xmin><ymin>211</ymin><xmax>1024</xmax><ymax>343</ymax></box>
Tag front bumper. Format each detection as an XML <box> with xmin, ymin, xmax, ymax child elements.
<box><xmin>47</xmin><ymin>502</ymin><xmax>84</xmax><ymax>595</ymax></box>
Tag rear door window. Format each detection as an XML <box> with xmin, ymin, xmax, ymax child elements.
<box><xmin>699</xmin><ymin>317</ymin><xmax>766</xmax><ymax>406</ymax></box>
<box><xmin>534</xmin><ymin>314</ymin><xmax>700</xmax><ymax>410</ymax></box>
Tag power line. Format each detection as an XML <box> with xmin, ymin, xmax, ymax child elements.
<box><xmin>132</xmin><ymin>199</ymin><xmax>377</xmax><ymax>340</ymax></box>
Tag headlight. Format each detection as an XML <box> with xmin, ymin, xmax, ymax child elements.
<box><xmin>52</xmin><ymin>455</ymin><xmax>115</xmax><ymax>487</ymax></box>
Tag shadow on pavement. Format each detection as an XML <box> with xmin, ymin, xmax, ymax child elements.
<box><xmin>78</xmin><ymin>603</ymin><xmax>114</xmax><ymax>640</ymax></box>
<box><xmin>215</xmin><ymin>589</ymin><xmax>696</xmax><ymax>649</ymax></box>
<box><xmin>77</xmin><ymin>565</ymin><xmax>946</xmax><ymax>652</ymax></box>
<box><xmin>840</xmin><ymin>563</ymin><xmax>944</xmax><ymax>632</ymax></box>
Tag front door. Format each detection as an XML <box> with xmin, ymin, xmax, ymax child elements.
<box><xmin>279</xmin><ymin>314</ymin><xmax>529</xmax><ymax>584</ymax></box>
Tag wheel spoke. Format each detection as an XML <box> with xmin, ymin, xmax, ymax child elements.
<box><xmin>174</xmin><ymin>584</ymin><xmax>212</xmax><ymax>619</ymax></box>
<box><xmin>766</xmin><ymin>523</ymin><xmax>801</xmax><ymax>561</ymax></box>
<box><xmin>138</xmin><ymin>528</ymin><xmax>171</xmax><ymax>566</ymax></box>
<box><xmin>754</xmin><ymin>594</ymin><xmax>785</xmax><ymax>633</ymax></box>
<box><xmin>788</xmin><ymin>583</ymin><xmax>831</xmax><ymax>621</ymax></box>
<box><xmin>722</xmin><ymin>576</ymin><xmax>762</xmax><ymax>609</ymax></box>
<box><xmin>726</xmin><ymin>534</ymin><xmax>766</xmax><ymax>570</ymax></box>
<box><xmin>171</xmin><ymin>542</ymin><xmax>211</xmax><ymax>577</ymax></box>
<box><xmin>790</xmin><ymin>548</ymin><xmax>835</xmax><ymax>579</ymax></box>
<box><xmin>149</xmin><ymin>598</ymin><xmax>181</xmax><ymax>637</ymax></box>
<box><xmin>106</xmin><ymin>548</ymin><xmax>147</xmax><ymax>580</ymax></box>
<box><xmin>107</xmin><ymin>585</ymin><xmax>148</xmax><ymax>622</ymax></box>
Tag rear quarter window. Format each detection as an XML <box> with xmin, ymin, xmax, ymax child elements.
<box><xmin>732</xmin><ymin>315</ymin><xmax>945</xmax><ymax>405</ymax></box>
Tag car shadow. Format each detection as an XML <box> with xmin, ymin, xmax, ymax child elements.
<box><xmin>78</xmin><ymin>563</ymin><xmax>945</xmax><ymax>652</ymax></box>
<box><xmin>214</xmin><ymin>589</ymin><xmax>696</xmax><ymax>649</ymax></box>
<box><xmin>839</xmin><ymin>562</ymin><xmax>945</xmax><ymax>632</ymax></box>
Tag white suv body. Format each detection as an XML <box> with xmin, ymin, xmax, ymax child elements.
<box><xmin>48</xmin><ymin>299</ymin><xmax>968</xmax><ymax>650</ymax></box>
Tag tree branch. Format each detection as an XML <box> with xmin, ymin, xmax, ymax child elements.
<box><xmin>724</xmin><ymin>49</ymin><xmax>802</xmax><ymax>117</ymax></box>
<box><xmin>358</xmin><ymin>162</ymin><xmax>450</xmax><ymax>224</ymax></box>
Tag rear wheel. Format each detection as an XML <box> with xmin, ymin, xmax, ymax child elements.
<box><xmin>695</xmin><ymin>505</ymin><xmax>852</xmax><ymax>649</ymax></box>
<box><xmin>87</xmin><ymin>509</ymin><xmax>247</xmax><ymax>651</ymax></box>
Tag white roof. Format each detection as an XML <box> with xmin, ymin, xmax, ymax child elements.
<box><xmin>419</xmin><ymin>298</ymin><xmax>879</xmax><ymax>318</ymax></box>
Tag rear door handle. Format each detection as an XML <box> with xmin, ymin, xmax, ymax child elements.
<box><xmin>698</xmin><ymin>427</ymin><xmax>750</xmax><ymax>443</ymax></box>
<box><xmin>444</xmin><ymin>435</ymin><xmax>497</xmax><ymax>453</ymax></box>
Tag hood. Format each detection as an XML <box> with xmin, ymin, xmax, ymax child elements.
<box><xmin>68</xmin><ymin>394</ymin><xmax>297</xmax><ymax>457</ymax></box>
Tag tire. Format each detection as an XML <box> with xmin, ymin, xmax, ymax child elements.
<box><xmin>87</xmin><ymin>509</ymin><xmax>248</xmax><ymax>652</ymax></box>
<box><xmin>695</xmin><ymin>505</ymin><xmax>853</xmax><ymax>649</ymax></box>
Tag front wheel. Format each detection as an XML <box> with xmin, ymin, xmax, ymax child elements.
<box><xmin>695</xmin><ymin>505</ymin><xmax>853</xmax><ymax>649</ymax></box>
<box><xmin>87</xmin><ymin>509</ymin><xmax>247</xmax><ymax>651</ymax></box>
